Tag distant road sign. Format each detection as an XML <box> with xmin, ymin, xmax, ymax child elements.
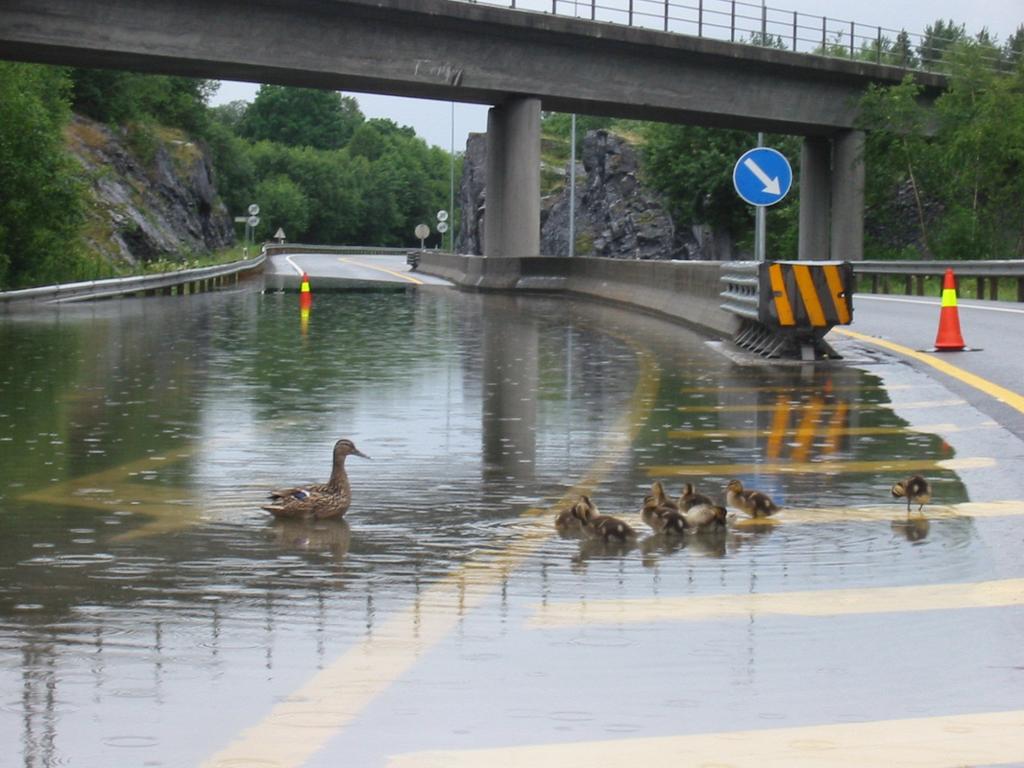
<box><xmin>248</xmin><ymin>203</ymin><xmax>260</xmax><ymax>216</ymax></box>
<box><xmin>436</xmin><ymin>222</ymin><xmax>449</xmax><ymax>234</ymax></box>
<box><xmin>436</xmin><ymin>210</ymin><xmax>449</xmax><ymax>222</ymax></box>
<box><xmin>247</xmin><ymin>216</ymin><xmax>260</xmax><ymax>228</ymax></box>
<box><xmin>414</xmin><ymin>223</ymin><xmax>430</xmax><ymax>240</ymax></box>
<box><xmin>273</xmin><ymin>227</ymin><xmax>286</xmax><ymax>242</ymax></box>
<box><xmin>733</xmin><ymin>147</ymin><xmax>793</xmax><ymax>207</ymax></box>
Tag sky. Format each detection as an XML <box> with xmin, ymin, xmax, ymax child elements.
<box><xmin>210</xmin><ymin>1</ymin><xmax>1022</xmax><ymax>151</ymax></box>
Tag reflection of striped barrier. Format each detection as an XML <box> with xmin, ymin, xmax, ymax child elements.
<box><xmin>720</xmin><ymin>261</ymin><xmax>854</xmax><ymax>359</ymax></box>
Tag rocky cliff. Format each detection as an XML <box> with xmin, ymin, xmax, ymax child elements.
<box><xmin>456</xmin><ymin>129</ymin><xmax>698</xmax><ymax>260</ymax></box>
<box><xmin>65</xmin><ymin>115</ymin><xmax>234</xmax><ymax>265</ymax></box>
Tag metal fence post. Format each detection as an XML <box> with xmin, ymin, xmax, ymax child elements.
<box><xmin>821</xmin><ymin>16</ymin><xmax>826</xmax><ymax>51</ymax></box>
<box><xmin>761</xmin><ymin>0</ymin><xmax>767</xmax><ymax>43</ymax></box>
<box><xmin>698</xmin><ymin>0</ymin><xmax>703</xmax><ymax>37</ymax></box>
<box><xmin>731</xmin><ymin>0</ymin><xmax>736</xmax><ymax>42</ymax></box>
<box><xmin>792</xmin><ymin>11</ymin><xmax>797</xmax><ymax>51</ymax></box>
<box><xmin>628</xmin><ymin>0</ymin><xmax>633</xmax><ymax>26</ymax></box>
<box><xmin>849</xmin><ymin>20</ymin><xmax>855</xmax><ymax>57</ymax></box>
<box><xmin>876</xmin><ymin>26</ymin><xmax>882</xmax><ymax>63</ymax></box>
<box><xmin>664</xmin><ymin>0</ymin><xmax>669</xmax><ymax>31</ymax></box>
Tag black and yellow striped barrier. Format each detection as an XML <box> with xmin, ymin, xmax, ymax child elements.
<box><xmin>720</xmin><ymin>260</ymin><xmax>854</xmax><ymax>359</ymax></box>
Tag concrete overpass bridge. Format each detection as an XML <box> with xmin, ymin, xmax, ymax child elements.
<box><xmin>1</xmin><ymin>0</ymin><xmax>946</xmax><ymax>262</ymax></box>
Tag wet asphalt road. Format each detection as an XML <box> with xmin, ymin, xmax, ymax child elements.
<box><xmin>841</xmin><ymin>293</ymin><xmax>1024</xmax><ymax>440</ymax></box>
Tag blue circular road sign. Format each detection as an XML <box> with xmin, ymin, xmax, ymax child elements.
<box><xmin>733</xmin><ymin>147</ymin><xmax>793</xmax><ymax>207</ymax></box>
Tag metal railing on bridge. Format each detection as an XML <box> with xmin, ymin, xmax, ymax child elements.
<box><xmin>462</xmin><ymin>0</ymin><xmax>1021</xmax><ymax>74</ymax></box>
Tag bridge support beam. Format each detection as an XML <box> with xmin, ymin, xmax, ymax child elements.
<box><xmin>797</xmin><ymin>130</ymin><xmax>864</xmax><ymax>261</ymax></box>
<box><xmin>798</xmin><ymin>137</ymin><xmax>831</xmax><ymax>260</ymax></box>
<box><xmin>830</xmin><ymin>129</ymin><xmax>865</xmax><ymax>262</ymax></box>
<box><xmin>483</xmin><ymin>97</ymin><xmax>541</xmax><ymax>258</ymax></box>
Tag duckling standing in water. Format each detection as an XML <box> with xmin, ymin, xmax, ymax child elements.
<box><xmin>263</xmin><ymin>438</ymin><xmax>370</xmax><ymax>520</ymax></box>
<box><xmin>725</xmin><ymin>479</ymin><xmax>779</xmax><ymax>518</ymax></box>
<box><xmin>679</xmin><ymin>482</ymin><xmax>714</xmax><ymax>511</ymax></box>
<box><xmin>891</xmin><ymin>475</ymin><xmax>931</xmax><ymax>514</ymax></box>
<box><xmin>572</xmin><ymin>495</ymin><xmax>637</xmax><ymax>543</ymax></box>
<box><xmin>682</xmin><ymin>503</ymin><xmax>729</xmax><ymax>532</ymax></box>
<box><xmin>641</xmin><ymin>481</ymin><xmax>679</xmax><ymax>532</ymax></box>
<box><xmin>554</xmin><ymin>504</ymin><xmax>583</xmax><ymax>533</ymax></box>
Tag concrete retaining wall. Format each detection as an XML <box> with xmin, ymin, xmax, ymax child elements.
<box><xmin>416</xmin><ymin>253</ymin><xmax>740</xmax><ymax>338</ymax></box>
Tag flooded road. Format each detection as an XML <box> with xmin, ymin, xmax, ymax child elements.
<box><xmin>1</xmin><ymin>284</ymin><xmax>1023</xmax><ymax>767</ymax></box>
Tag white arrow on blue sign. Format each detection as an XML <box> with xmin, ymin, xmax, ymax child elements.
<box><xmin>733</xmin><ymin>147</ymin><xmax>793</xmax><ymax>207</ymax></box>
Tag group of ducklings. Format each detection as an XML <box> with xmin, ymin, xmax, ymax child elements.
<box><xmin>555</xmin><ymin>478</ymin><xmax>780</xmax><ymax>543</ymax></box>
<box><xmin>555</xmin><ymin>474</ymin><xmax>932</xmax><ymax>543</ymax></box>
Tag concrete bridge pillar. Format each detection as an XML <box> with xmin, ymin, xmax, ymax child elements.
<box><xmin>483</xmin><ymin>97</ymin><xmax>541</xmax><ymax>258</ymax></box>
<box><xmin>797</xmin><ymin>130</ymin><xmax>864</xmax><ymax>261</ymax></box>
<box><xmin>830</xmin><ymin>129</ymin><xmax>865</xmax><ymax>262</ymax></box>
<box><xmin>798</xmin><ymin>137</ymin><xmax>830</xmax><ymax>260</ymax></box>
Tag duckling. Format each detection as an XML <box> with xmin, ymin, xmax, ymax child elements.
<box><xmin>572</xmin><ymin>495</ymin><xmax>637</xmax><ymax>543</ymax></box>
<box><xmin>725</xmin><ymin>479</ymin><xmax>779</xmax><ymax>518</ymax></box>
<box><xmin>891</xmin><ymin>475</ymin><xmax>931</xmax><ymax>514</ymax></box>
<box><xmin>554</xmin><ymin>505</ymin><xmax>583</xmax><ymax>533</ymax></box>
<box><xmin>679</xmin><ymin>482</ymin><xmax>714</xmax><ymax>511</ymax></box>
<box><xmin>655</xmin><ymin>509</ymin><xmax>688</xmax><ymax>535</ymax></box>
<box><xmin>682</xmin><ymin>503</ymin><xmax>729</xmax><ymax>532</ymax></box>
<box><xmin>641</xmin><ymin>481</ymin><xmax>679</xmax><ymax>531</ymax></box>
<box><xmin>263</xmin><ymin>438</ymin><xmax>370</xmax><ymax>520</ymax></box>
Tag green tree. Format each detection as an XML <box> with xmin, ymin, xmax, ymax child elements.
<box><xmin>240</xmin><ymin>86</ymin><xmax>364</xmax><ymax>149</ymax></box>
<box><xmin>70</xmin><ymin>69</ymin><xmax>215</xmax><ymax>135</ymax></box>
<box><xmin>253</xmin><ymin>174</ymin><xmax>310</xmax><ymax>241</ymax></box>
<box><xmin>0</xmin><ymin>63</ymin><xmax>89</xmax><ymax>289</ymax></box>
<box><xmin>918</xmin><ymin>19</ymin><xmax>967</xmax><ymax>70</ymax></box>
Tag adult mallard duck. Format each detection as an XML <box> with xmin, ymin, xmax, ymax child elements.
<box><xmin>572</xmin><ymin>495</ymin><xmax>636</xmax><ymax>543</ymax></box>
<box><xmin>891</xmin><ymin>475</ymin><xmax>931</xmax><ymax>514</ymax></box>
<box><xmin>263</xmin><ymin>438</ymin><xmax>370</xmax><ymax>520</ymax></box>
<box><xmin>726</xmin><ymin>479</ymin><xmax>779</xmax><ymax>518</ymax></box>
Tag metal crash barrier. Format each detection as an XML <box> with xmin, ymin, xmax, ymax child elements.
<box><xmin>720</xmin><ymin>260</ymin><xmax>854</xmax><ymax>360</ymax></box>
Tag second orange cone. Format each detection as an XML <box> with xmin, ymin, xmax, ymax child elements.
<box><xmin>933</xmin><ymin>268</ymin><xmax>966</xmax><ymax>351</ymax></box>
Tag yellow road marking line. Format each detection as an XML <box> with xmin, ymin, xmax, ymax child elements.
<box><xmin>200</xmin><ymin>343</ymin><xmax>662</xmax><ymax>768</ymax></box>
<box><xmin>666</xmin><ymin>422</ymin><xmax>996</xmax><ymax>439</ymax></box>
<box><xmin>387</xmin><ymin>709</ymin><xmax>1024</xmax><ymax>767</ymax></box>
<box><xmin>761</xmin><ymin>500</ymin><xmax>1023</xmax><ymax>524</ymax></box>
<box><xmin>645</xmin><ymin>456</ymin><xmax>995</xmax><ymax>476</ymax></box>
<box><xmin>338</xmin><ymin>256</ymin><xmax>424</xmax><ymax>285</ymax></box>
<box><xmin>527</xmin><ymin>578</ymin><xmax>1024</xmax><ymax>628</ymax></box>
<box><xmin>835</xmin><ymin>328</ymin><xmax>1024</xmax><ymax>415</ymax></box>
<box><xmin>677</xmin><ymin>398</ymin><xmax>963</xmax><ymax>413</ymax></box>
<box><xmin>677</xmin><ymin>384</ymin><xmax>915</xmax><ymax>393</ymax></box>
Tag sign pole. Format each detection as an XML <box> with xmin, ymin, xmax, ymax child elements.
<box><xmin>755</xmin><ymin>133</ymin><xmax>766</xmax><ymax>261</ymax></box>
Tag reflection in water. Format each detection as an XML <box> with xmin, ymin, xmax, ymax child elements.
<box><xmin>481</xmin><ymin>295</ymin><xmax>539</xmax><ymax>483</ymax></box>
<box><xmin>892</xmin><ymin>516</ymin><xmax>931</xmax><ymax>542</ymax></box>
<box><xmin>272</xmin><ymin>518</ymin><xmax>352</xmax><ymax>556</ymax></box>
<box><xmin>0</xmin><ymin>285</ymin><xmax>994</xmax><ymax>767</ymax></box>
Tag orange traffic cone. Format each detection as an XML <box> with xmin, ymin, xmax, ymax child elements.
<box><xmin>299</xmin><ymin>272</ymin><xmax>312</xmax><ymax>309</ymax></box>
<box><xmin>933</xmin><ymin>268</ymin><xmax>966</xmax><ymax>351</ymax></box>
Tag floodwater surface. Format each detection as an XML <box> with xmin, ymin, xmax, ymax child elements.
<box><xmin>1</xmin><ymin>284</ymin><xmax>1022</xmax><ymax>767</ymax></box>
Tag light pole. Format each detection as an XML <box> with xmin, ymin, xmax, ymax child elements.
<box><xmin>568</xmin><ymin>114</ymin><xmax>576</xmax><ymax>258</ymax></box>
<box><xmin>450</xmin><ymin>101</ymin><xmax>456</xmax><ymax>254</ymax></box>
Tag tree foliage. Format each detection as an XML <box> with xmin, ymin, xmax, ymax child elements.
<box><xmin>860</xmin><ymin>39</ymin><xmax>1024</xmax><ymax>259</ymax></box>
<box><xmin>239</xmin><ymin>86</ymin><xmax>364</xmax><ymax>150</ymax></box>
<box><xmin>641</xmin><ymin>123</ymin><xmax>800</xmax><ymax>256</ymax></box>
<box><xmin>0</xmin><ymin>63</ymin><xmax>90</xmax><ymax>289</ymax></box>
